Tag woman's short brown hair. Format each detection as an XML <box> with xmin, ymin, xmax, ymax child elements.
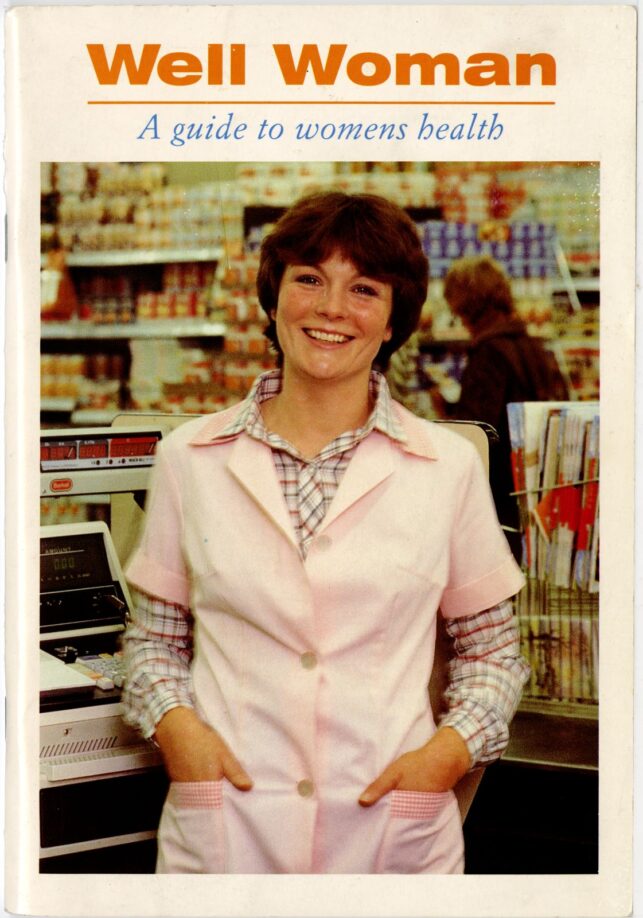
<box><xmin>443</xmin><ymin>255</ymin><xmax>514</xmax><ymax>328</ymax></box>
<box><xmin>257</xmin><ymin>191</ymin><xmax>429</xmax><ymax>371</ymax></box>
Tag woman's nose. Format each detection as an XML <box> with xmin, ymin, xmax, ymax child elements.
<box><xmin>315</xmin><ymin>285</ymin><xmax>346</xmax><ymax>319</ymax></box>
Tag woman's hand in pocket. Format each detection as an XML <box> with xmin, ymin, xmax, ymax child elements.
<box><xmin>154</xmin><ymin>706</ymin><xmax>253</xmax><ymax>790</ymax></box>
<box><xmin>358</xmin><ymin>727</ymin><xmax>470</xmax><ymax>806</ymax></box>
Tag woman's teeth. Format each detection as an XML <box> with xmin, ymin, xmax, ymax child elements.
<box><xmin>305</xmin><ymin>329</ymin><xmax>352</xmax><ymax>344</ymax></box>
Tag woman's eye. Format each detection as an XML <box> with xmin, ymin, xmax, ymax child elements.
<box><xmin>353</xmin><ymin>284</ymin><xmax>378</xmax><ymax>297</ymax></box>
<box><xmin>296</xmin><ymin>273</ymin><xmax>321</xmax><ymax>285</ymax></box>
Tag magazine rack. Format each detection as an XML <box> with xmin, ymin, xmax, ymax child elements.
<box><xmin>507</xmin><ymin>400</ymin><xmax>600</xmax><ymax>718</ymax></box>
<box><xmin>514</xmin><ymin>578</ymin><xmax>598</xmax><ymax>717</ymax></box>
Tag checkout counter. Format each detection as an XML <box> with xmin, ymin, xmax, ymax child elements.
<box><xmin>39</xmin><ymin>424</ymin><xmax>173</xmax><ymax>873</ymax></box>
<box><xmin>463</xmin><ymin>710</ymin><xmax>598</xmax><ymax>873</ymax></box>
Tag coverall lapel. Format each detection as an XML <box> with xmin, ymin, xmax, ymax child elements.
<box><xmin>226</xmin><ymin>434</ymin><xmax>299</xmax><ymax>551</ymax></box>
<box><xmin>318</xmin><ymin>433</ymin><xmax>396</xmax><ymax>535</ymax></box>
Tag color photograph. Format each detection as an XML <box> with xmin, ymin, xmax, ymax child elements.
<box><xmin>5</xmin><ymin>5</ymin><xmax>636</xmax><ymax>916</ymax></box>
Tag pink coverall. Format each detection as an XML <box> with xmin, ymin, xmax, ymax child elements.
<box><xmin>126</xmin><ymin>400</ymin><xmax>524</xmax><ymax>873</ymax></box>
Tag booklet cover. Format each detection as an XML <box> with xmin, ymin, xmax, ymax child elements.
<box><xmin>4</xmin><ymin>4</ymin><xmax>637</xmax><ymax>916</ymax></box>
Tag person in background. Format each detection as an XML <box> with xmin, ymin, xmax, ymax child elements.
<box><xmin>434</xmin><ymin>254</ymin><xmax>568</xmax><ymax>562</ymax></box>
<box><xmin>122</xmin><ymin>193</ymin><xmax>529</xmax><ymax>875</ymax></box>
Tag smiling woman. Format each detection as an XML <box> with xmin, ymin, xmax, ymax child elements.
<box><xmin>262</xmin><ymin>253</ymin><xmax>394</xmax><ymax>455</ymax></box>
<box><xmin>251</xmin><ymin>193</ymin><xmax>427</xmax><ymax>453</ymax></box>
<box><xmin>257</xmin><ymin>191</ymin><xmax>428</xmax><ymax>372</ymax></box>
<box><xmin>276</xmin><ymin>256</ymin><xmax>392</xmax><ymax>373</ymax></box>
<box><xmin>122</xmin><ymin>190</ymin><xmax>528</xmax><ymax>875</ymax></box>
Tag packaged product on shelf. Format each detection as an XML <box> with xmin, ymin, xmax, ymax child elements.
<box><xmin>60</xmin><ymin>351</ymin><xmax>124</xmax><ymax>412</ymax></box>
<box><xmin>418</xmin><ymin>350</ymin><xmax>466</xmax><ymax>404</ymax></box>
<box><xmin>40</xmin><ymin>497</ymin><xmax>91</xmax><ymax>527</ymax></box>
<box><xmin>55</xmin><ymin>163</ymin><xmax>89</xmax><ymax>195</ymax></box>
<box><xmin>129</xmin><ymin>261</ymin><xmax>217</xmax><ymax>322</ymax></box>
<box><xmin>41</xmin><ymin>251</ymin><xmax>78</xmax><ymax>321</ymax></box>
<box><xmin>129</xmin><ymin>339</ymin><xmax>228</xmax><ymax>413</ymax></box>
<box><xmin>224</xmin><ymin>296</ymin><xmax>260</xmax><ymax>324</ymax></box>
<box><xmin>560</xmin><ymin>344</ymin><xmax>600</xmax><ymax>400</ymax></box>
<box><xmin>224</xmin><ymin>356</ymin><xmax>274</xmax><ymax>397</ymax></box>
<box><xmin>95</xmin><ymin>162</ymin><xmax>166</xmax><ymax>197</ymax></box>
<box><xmin>41</xmin><ymin>163</ymin><xmax>55</xmax><ymax>195</ymax></box>
<box><xmin>224</xmin><ymin>324</ymin><xmax>269</xmax><ymax>357</ymax></box>
<box><xmin>40</xmin><ymin>353</ymin><xmax>86</xmax><ymax>399</ymax></box>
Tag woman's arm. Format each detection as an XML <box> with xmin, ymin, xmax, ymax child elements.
<box><xmin>122</xmin><ymin>588</ymin><xmax>252</xmax><ymax>788</ymax></box>
<box><xmin>121</xmin><ymin>587</ymin><xmax>196</xmax><ymax>739</ymax></box>
<box><xmin>439</xmin><ymin>599</ymin><xmax>530</xmax><ymax>765</ymax></box>
<box><xmin>358</xmin><ymin>600</ymin><xmax>529</xmax><ymax>805</ymax></box>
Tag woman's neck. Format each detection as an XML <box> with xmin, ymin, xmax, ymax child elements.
<box><xmin>261</xmin><ymin>371</ymin><xmax>374</xmax><ymax>459</ymax></box>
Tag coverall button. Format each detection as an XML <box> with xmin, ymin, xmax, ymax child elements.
<box><xmin>315</xmin><ymin>535</ymin><xmax>332</xmax><ymax>551</ymax></box>
<box><xmin>300</xmin><ymin>652</ymin><xmax>317</xmax><ymax>670</ymax></box>
<box><xmin>297</xmin><ymin>779</ymin><xmax>315</xmax><ymax>798</ymax></box>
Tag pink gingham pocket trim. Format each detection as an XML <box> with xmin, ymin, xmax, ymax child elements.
<box><xmin>168</xmin><ymin>780</ymin><xmax>223</xmax><ymax>809</ymax></box>
<box><xmin>389</xmin><ymin>789</ymin><xmax>451</xmax><ymax>819</ymax></box>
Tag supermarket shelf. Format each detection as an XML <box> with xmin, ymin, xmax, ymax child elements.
<box><xmin>70</xmin><ymin>409</ymin><xmax>121</xmax><ymax>426</ymax></box>
<box><xmin>42</xmin><ymin>248</ymin><xmax>224</xmax><ymax>268</ymax></box>
<box><xmin>40</xmin><ymin>397</ymin><xmax>76</xmax><ymax>414</ymax></box>
<box><xmin>555</xmin><ymin>337</ymin><xmax>600</xmax><ymax>349</ymax></box>
<box><xmin>553</xmin><ymin>278</ymin><xmax>600</xmax><ymax>293</ymax></box>
<box><xmin>41</xmin><ymin>320</ymin><xmax>227</xmax><ymax>340</ymax></box>
<box><xmin>40</xmin><ymin>401</ymin><xmax>121</xmax><ymax>426</ymax></box>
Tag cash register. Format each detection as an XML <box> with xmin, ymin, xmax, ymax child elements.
<box><xmin>39</xmin><ymin>426</ymin><xmax>171</xmax><ymax>873</ymax></box>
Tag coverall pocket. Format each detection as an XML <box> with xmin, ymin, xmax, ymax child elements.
<box><xmin>156</xmin><ymin>780</ymin><xmax>226</xmax><ymax>874</ymax></box>
<box><xmin>375</xmin><ymin>789</ymin><xmax>464</xmax><ymax>874</ymax></box>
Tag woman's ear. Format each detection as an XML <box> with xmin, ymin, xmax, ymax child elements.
<box><xmin>270</xmin><ymin>308</ymin><xmax>277</xmax><ymax>321</ymax></box>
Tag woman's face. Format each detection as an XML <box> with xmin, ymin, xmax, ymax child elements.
<box><xmin>273</xmin><ymin>251</ymin><xmax>393</xmax><ymax>389</ymax></box>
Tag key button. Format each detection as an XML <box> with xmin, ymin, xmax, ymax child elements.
<box><xmin>315</xmin><ymin>535</ymin><xmax>332</xmax><ymax>551</ymax></box>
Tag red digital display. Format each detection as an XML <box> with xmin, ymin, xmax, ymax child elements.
<box><xmin>42</xmin><ymin>443</ymin><xmax>77</xmax><ymax>462</ymax></box>
<box><xmin>109</xmin><ymin>436</ymin><xmax>158</xmax><ymax>458</ymax></box>
<box><xmin>79</xmin><ymin>441</ymin><xmax>109</xmax><ymax>460</ymax></box>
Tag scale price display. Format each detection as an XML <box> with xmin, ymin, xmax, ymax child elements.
<box><xmin>41</xmin><ymin>443</ymin><xmax>77</xmax><ymax>463</ymax></box>
<box><xmin>40</xmin><ymin>433</ymin><xmax>161</xmax><ymax>472</ymax></box>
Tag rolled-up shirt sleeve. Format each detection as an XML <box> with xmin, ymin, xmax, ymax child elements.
<box><xmin>439</xmin><ymin>600</ymin><xmax>530</xmax><ymax>768</ymax></box>
<box><xmin>121</xmin><ymin>587</ymin><xmax>196</xmax><ymax>739</ymax></box>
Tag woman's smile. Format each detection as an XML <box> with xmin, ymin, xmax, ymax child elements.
<box><xmin>303</xmin><ymin>327</ymin><xmax>354</xmax><ymax>345</ymax></box>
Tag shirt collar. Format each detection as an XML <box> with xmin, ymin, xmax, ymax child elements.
<box><xmin>188</xmin><ymin>369</ymin><xmax>437</xmax><ymax>460</ymax></box>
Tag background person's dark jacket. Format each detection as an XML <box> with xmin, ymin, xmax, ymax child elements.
<box><xmin>448</xmin><ymin>317</ymin><xmax>568</xmax><ymax>562</ymax></box>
